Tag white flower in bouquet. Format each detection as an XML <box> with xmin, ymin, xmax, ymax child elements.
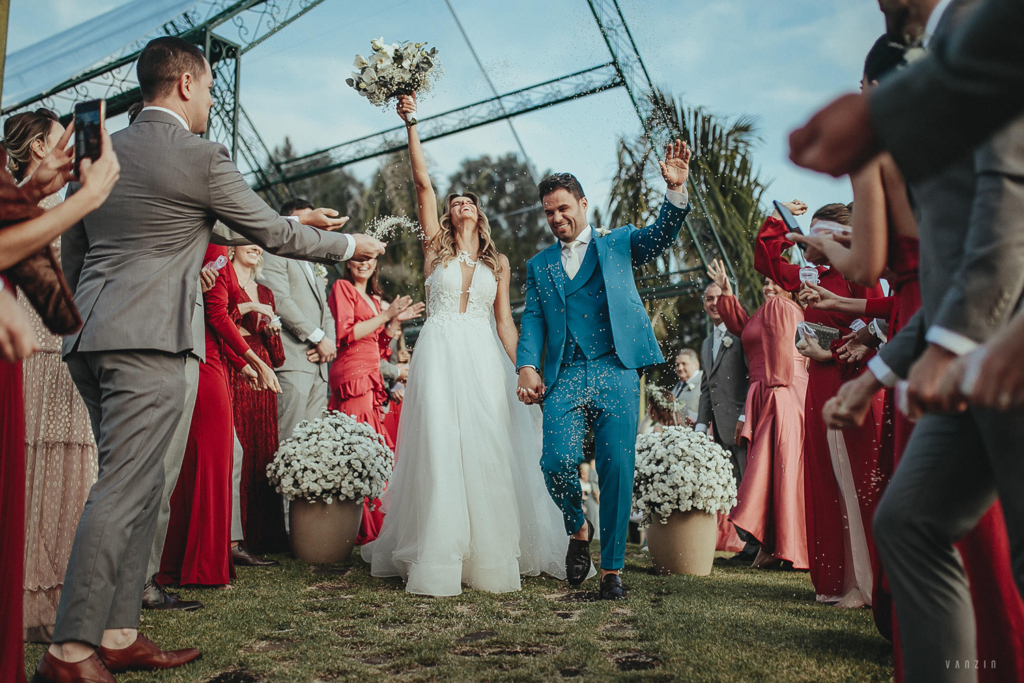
<box><xmin>365</xmin><ymin>214</ymin><xmax>424</xmax><ymax>242</ymax></box>
<box><xmin>346</xmin><ymin>38</ymin><xmax>442</xmax><ymax>123</ymax></box>
<box><xmin>632</xmin><ymin>426</ymin><xmax>738</xmax><ymax>528</ymax></box>
<box><xmin>266</xmin><ymin>410</ymin><xmax>394</xmax><ymax>505</ymax></box>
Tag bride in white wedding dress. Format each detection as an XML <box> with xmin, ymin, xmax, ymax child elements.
<box><xmin>359</xmin><ymin>95</ymin><xmax>575</xmax><ymax>596</ymax></box>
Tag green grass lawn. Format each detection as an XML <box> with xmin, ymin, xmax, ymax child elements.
<box><xmin>26</xmin><ymin>548</ymin><xmax>894</xmax><ymax>682</ymax></box>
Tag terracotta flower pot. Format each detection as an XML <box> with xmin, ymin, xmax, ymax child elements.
<box><xmin>646</xmin><ymin>510</ymin><xmax>717</xmax><ymax>576</ymax></box>
<box><xmin>289</xmin><ymin>497</ymin><xmax>363</xmax><ymax>564</ymax></box>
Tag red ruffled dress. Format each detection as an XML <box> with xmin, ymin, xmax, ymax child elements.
<box><xmin>873</xmin><ymin>235</ymin><xmax>1024</xmax><ymax>682</ymax></box>
<box><xmin>328</xmin><ymin>279</ymin><xmax>394</xmax><ymax>545</ymax></box>
<box><xmin>1</xmin><ymin>275</ymin><xmax>27</xmax><ymax>683</ymax></box>
<box><xmin>230</xmin><ymin>283</ymin><xmax>289</xmax><ymax>554</ymax></box>
<box><xmin>718</xmin><ymin>293</ymin><xmax>810</xmax><ymax>568</ymax></box>
<box><xmin>756</xmin><ymin>217</ymin><xmax>885</xmax><ymax>604</ymax></box>
<box><xmin>159</xmin><ymin>245</ymin><xmax>248</xmax><ymax>586</ymax></box>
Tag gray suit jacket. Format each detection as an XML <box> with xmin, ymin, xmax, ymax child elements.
<box><xmin>879</xmin><ymin>0</ymin><xmax>1024</xmax><ymax>375</ymax></box>
<box><xmin>696</xmin><ymin>328</ymin><xmax>748</xmax><ymax>446</ymax></box>
<box><xmin>671</xmin><ymin>370</ymin><xmax>702</xmax><ymax>419</ymax></box>
<box><xmin>62</xmin><ymin>110</ymin><xmax>353</xmax><ymax>359</ymax></box>
<box><xmin>871</xmin><ymin>0</ymin><xmax>1024</xmax><ymax>181</ymax></box>
<box><xmin>258</xmin><ymin>253</ymin><xmax>334</xmax><ymax>380</ymax></box>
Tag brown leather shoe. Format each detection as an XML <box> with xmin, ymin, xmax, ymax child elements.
<box><xmin>36</xmin><ymin>651</ymin><xmax>116</xmax><ymax>683</ymax></box>
<box><xmin>231</xmin><ymin>543</ymin><xmax>279</xmax><ymax>567</ymax></box>
<box><xmin>97</xmin><ymin>634</ymin><xmax>201</xmax><ymax>673</ymax></box>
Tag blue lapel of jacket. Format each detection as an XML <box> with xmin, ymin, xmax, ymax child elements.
<box><xmin>564</xmin><ymin>241</ymin><xmax>598</xmax><ymax>296</ymax></box>
<box><xmin>544</xmin><ymin>245</ymin><xmax>565</xmax><ymax>301</ymax></box>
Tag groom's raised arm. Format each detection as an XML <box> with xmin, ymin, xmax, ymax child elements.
<box><xmin>630</xmin><ymin>190</ymin><xmax>690</xmax><ymax>266</ymax></box>
<box><xmin>516</xmin><ymin>259</ymin><xmax>546</xmax><ymax>371</ymax></box>
<box><xmin>206</xmin><ymin>144</ymin><xmax>354</xmax><ymax>263</ymax></box>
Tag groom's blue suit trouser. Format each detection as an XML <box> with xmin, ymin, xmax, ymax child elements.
<box><xmin>541</xmin><ymin>346</ymin><xmax>639</xmax><ymax>571</ymax></box>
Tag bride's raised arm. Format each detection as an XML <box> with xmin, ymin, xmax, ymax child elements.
<box><xmin>397</xmin><ymin>94</ymin><xmax>441</xmax><ymax>256</ymax></box>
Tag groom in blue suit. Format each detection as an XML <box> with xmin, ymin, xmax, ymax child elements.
<box><xmin>516</xmin><ymin>140</ymin><xmax>691</xmax><ymax>599</ymax></box>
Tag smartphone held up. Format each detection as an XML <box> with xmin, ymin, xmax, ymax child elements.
<box><xmin>73</xmin><ymin>99</ymin><xmax>105</xmax><ymax>175</ymax></box>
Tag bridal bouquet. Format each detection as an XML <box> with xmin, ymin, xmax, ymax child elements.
<box><xmin>346</xmin><ymin>37</ymin><xmax>441</xmax><ymax>123</ymax></box>
<box><xmin>633</xmin><ymin>427</ymin><xmax>738</xmax><ymax>526</ymax></box>
<box><xmin>267</xmin><ymin>410</ymin><xmax>393</xmax><ymax>505</ymax></box>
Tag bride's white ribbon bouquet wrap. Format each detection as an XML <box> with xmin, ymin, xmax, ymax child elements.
<box><xmin>346</xmin><ymin>37</ymin><xmax>441</xmax><ymax>122</ymax></box>
<box><xmin>267</xmin><ymin>411</ymin><xmax>393</xmax><ymax>505</ymax></box>
<box><xmin>633</xmin><ymin>427</ymin><xmax>738</xmax><ymax>526</ymax></box>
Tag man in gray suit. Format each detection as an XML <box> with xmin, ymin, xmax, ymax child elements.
<box><xmin>260</xmin><ymin>198</ymin><xmax>335</xmax><ymax>445</ymax></box>
<box><xmin>39</xmin><ymin>37</ymin><xmax>384</xmax><ymax>682</ymax></box>
<box><xmin>801</xmin><ymin>2</ymin><xmax>1024</xmax><ymax>681</ymax></box>
<box><xmin>694</xmin><ymin>280</ymin><xmax>753</xmax><ymax>558</ymax></box>
<box><xmin>670</xmin><ymin>349</ymin><xmax>702</xmax><ymax>421</ymax></box>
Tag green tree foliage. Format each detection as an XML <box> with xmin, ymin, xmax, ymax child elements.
<box><xmin>607</xmin><ymin>89</ymin><xmax>769</xmax><ymax>368</ymax></box>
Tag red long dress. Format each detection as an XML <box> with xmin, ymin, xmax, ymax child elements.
<box><xmin>159</xmin><ymin>245</ymin><xmax>248</xmax><ymax>586</ymax></box>
<box><xmin>718</xmin><ymin>293</ymin><xmax>810</xmax><ymax>568</ymax></box>
<box><xmin>874</xmin><ymin>236</ymin><xmax>1024</xmax><ymax>682</ymax></box>
<box><xmin>230</xmin><ymin>283</ymin><xmax>289</xmax><ymax>554</ymax></box>
<box><xmin>1</xmin><ymin>276</ymin><xmax>27</xmax><ymax>683</ymax></box>
<box><xmin>756</xmin><ymin>217</ymin><xmax>885</xmax><ymax>604</ymax></box>
<box><xmin>327</xmin><ymin>279</ymin><xmax>394</xmax><ymax>545</ymax></box>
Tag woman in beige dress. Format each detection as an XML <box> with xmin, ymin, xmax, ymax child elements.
<box><xmin>3</xmin><ymin>108</ymin><xmax>97</xmax><ymax>642</ymax></box>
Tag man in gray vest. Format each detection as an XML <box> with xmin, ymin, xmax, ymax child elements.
<box><xmin>260</xmin><ymin>198</ymin><xmax>335</xmax><ymax>445</ymax></box>
<box><xmin>695</xmin><ymin>278</ymin><xmax>753</xmax><ymax>558</ymax></box>
<box><xmin>39</xmin><ymin>37</ymin><xmax>384</xmax><ymax>682</ymax></box>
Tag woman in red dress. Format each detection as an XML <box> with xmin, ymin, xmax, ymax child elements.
<box><xmin>709</xmin><ymin>261</ymin><xmax>810</xmax><ymax>570</ymax></box>
<box><xmin>159</xmin><ymin>244</ymin><xmax>279</xmax><ymax>586</ymax></box>
<box><xmin>328</xmin><ymin>257</ymin><xmax>421</xmax><ymax>544</ymax></box>
<box><xmin>229</xmin><ymin>244</ymin><xmax>289</xmax><ymax>554</ymax></box>
<box><xmin>756</xmin><ymin>203</ymin><xmax>886</xmax><ymax>607</ymax></box>
<box><xmin>796</xmin><ymin>38</ymin><xmax>1024</xmax><ymax>680</ymax></box>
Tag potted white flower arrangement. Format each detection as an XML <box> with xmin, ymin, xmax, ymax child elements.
<box><xmin>267</xmin><ymin>411</ymin><xmax>394</xmax><ymax>563</ymax></box>
<box><xmin>633</xmin><ymin>426</ymin><xmax>738</xmax><ymax>575</ymax></box>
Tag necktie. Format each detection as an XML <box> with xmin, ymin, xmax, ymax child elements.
<box><xmin>712</xmin><ymin>327</ymin><xmax>723</xmax><ymax>362</ymax></box>
<box><xmin>563</xmin><ymin>240</ymin><xmax>583</xmax><ymax>279</ymax></box>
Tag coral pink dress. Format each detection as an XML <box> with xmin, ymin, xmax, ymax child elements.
<box><xmin>756</xmin><ymin>217</ymin><xmax>885</xmax><ymax>605</ymax></box>
<box><xmin>327</xmin><ymin>279</ymin><xmax>394</xmax><ymax>545</ymax></box>
<box><xmin>718</xmin><ymin>293</ymin><xmax>809</xmax><ymax>568</ymax></box>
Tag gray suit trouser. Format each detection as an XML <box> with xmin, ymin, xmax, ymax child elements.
<box><xmin>874</xmin><ymin>409</ymin><xmax>1024</xmax><ymax>683</ymax></box>
<box><xmin>146</xmin><ymin>355</ymin><xmax>200</xmax><ymax>580</ymax></box>
<box><xmin>277</xmin><ymin>369</ymin><xmax>328</xmax><ymax>443</ymax></box>
<box><xmin>56</xmin><ymin>351</ymin><xmax>187</xmax><ymax>646</ymax></box>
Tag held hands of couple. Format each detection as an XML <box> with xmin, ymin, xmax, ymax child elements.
<box><xmin>516</xmin><ymin>366</ymin><xmax>545</xmax><ymax>405</ymax></box>
<box><xmin>242</xmin><ymin>352</ymin><xmax>281</xmax><ymax>393</ymax></box>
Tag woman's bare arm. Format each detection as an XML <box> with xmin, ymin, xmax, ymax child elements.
<box><xmin>397</xmin><ymin>94</ymin><xmax>441</xmax><ymax>259</ymax></box>
<box><xmin>493</xmin><ymin>254</ymin><xmax>519</xmax><ymax>364</ymax></box>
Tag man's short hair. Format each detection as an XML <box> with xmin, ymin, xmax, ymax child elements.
<box><xmin>280</xmin><ymin>198</ymin><xmax>314</xmax><ymax>216</ymax></box>
<box><xmin>137</xmin><ymin>37</ymin><xmax>207</xmax><ymax>101</ymax></box>
<box><xmin>677</xmin><ymin>348</ymin><xmax>699</xmax><ymax>364</ymax></box>
<box><xmin>538</xmin><ymin>173</ymin><xmax>585</xmax><ymax>202</ymax></box>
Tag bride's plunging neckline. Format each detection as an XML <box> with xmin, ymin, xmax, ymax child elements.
<box><xmin>455</xmin><ymin>251</ymin><xmax>479</xmax><ymax>315</ymax></box>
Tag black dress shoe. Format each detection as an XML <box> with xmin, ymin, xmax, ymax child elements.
<box><xmin>232</xmin><ymin>544</ymin><xmax>279</xmax><ymax>567</ymax></box>
<box><xmin>599</xmin><ymin>573</ymin><xmax>627</xmax><ymax>600</ymax></box>
<box><xmin>142</xmin><ymin>580</ymin><xmax>203</xmax><ymax>611</ymax></box>
<box><xmin>565</xmin><ymin>519</ymin><xmax>594</xmax><ymax>586</ymax></box>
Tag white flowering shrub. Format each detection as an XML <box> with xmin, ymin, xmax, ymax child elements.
<box><xmin>266</xmin><ymin>411</ymin><xmax>394</xmax><ymax>505</ymax></box>
<box><xmin>633</xmin><ymin>427</ymin><xmax>738</xmax><ymax>526</ymax></box>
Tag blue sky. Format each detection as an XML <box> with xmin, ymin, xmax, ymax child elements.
<box><xmin>6</xmin><ymin>0</ymin><xmax>884</xmax><ymax>226</ymax></box>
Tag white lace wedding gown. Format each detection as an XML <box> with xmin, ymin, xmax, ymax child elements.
<box><xmin>360</xmin><ymin>252</ymin><xmax>571</xmax><ymax>596</ymax></box>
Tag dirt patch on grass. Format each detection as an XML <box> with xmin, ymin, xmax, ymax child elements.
<box><xmin>455</xmin><ymin>644</ymin><xmax>555</xmax><ymax>657</ymax></box>
<box><xmin>245</xmin><ymin>640</ymin><xmax>296</xmax><ymax>654</ymax></box>
<box><xmin>455</xmin><ymin>630</ymin><xmax>497</xmax><ymax>644</ymax></box>
<box><xmin>206</xmin><ymin>669</ymin><xmax>262</xmax><ymax>682</ymax></box>
<box><xmin>611</xmin><ymin>651</ymin><xmax>661</xmax><ymax>671</ymax></box>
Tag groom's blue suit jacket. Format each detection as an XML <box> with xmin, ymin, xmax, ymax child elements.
<box><xmin>517</xmin><ymin>200</ymin><xmax>690</xmax><ymax>391</ymax></box>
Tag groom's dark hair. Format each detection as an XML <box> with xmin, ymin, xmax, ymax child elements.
<box><xmin>538</xmin><ymin>173</ymin><xmax>585</xmax><ymax>202</ymax></box>
<box><xmin>138</xmin><ymin>37</ymin><xmax>207</xmax><ymax>101</ymax></box>
<box><xmin>279</xmin><ymin>198</ymin><xmax>314</xmax><ymax>216</ymax></box>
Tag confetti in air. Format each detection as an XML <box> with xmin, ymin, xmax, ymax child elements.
<box><xmin>365</xmin><ymin>215</ymin><xmax>425</xmax><ymax>242</ymax></box>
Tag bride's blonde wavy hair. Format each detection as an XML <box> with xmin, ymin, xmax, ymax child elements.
<box><xmin>431</xmin><ymin>192</ymin><xmax>502</xmax><ymax>275</ymax></box>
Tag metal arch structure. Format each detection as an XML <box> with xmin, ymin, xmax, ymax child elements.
<box><xmin>3</xmin><ymin>0</ymin><xmax>740</xmax><ymax>302</ymax></box>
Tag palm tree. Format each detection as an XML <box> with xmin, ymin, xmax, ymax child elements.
<box><xmin>607</xmin><ymin>89</ymin><xmax>770</xmax><ymax>359</ymax></box>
